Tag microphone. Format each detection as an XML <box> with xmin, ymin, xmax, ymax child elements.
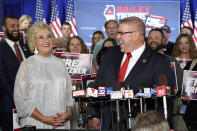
<box><xmin>86</xmin><ymin>82</ymin><xmax>98</xmax><ymax>97</ymax></box>
<box><xmin>98</xmin><ymin>86</ymin><xmax>106</xmax><ymax>96</ymax></box>
<box><xmin>158</xmin><ymin>74</ymin><xmax>168</xmax><ymax>119</ymax></box>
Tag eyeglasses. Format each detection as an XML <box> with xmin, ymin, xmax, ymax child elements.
<box><xmin>117</xmin><ymin>31</ymin><xmax>135</xmax><ymax>35</ymax></box>
<box><xmin>36</xmin><ymin>35</ymin><xmax>53</xmax><ymax>42</ymax></box>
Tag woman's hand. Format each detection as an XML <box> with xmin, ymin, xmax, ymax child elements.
<box><xmin>42</xmin><ymin>115</ymin><xmax>62</xmax><ymax>128</ymax></box>
<box><xmin>56</xmin><ymin>112</ymin><xmax>71</xmax><ymax>126</ymax></box>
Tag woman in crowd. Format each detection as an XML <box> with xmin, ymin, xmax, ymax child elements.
<box><xmin>102</xmin><ymin>38</ymin><xmax>117</xmax><ymax>48</ymax></box>
<box><xmin>14</xmin><ymin>22</ymin><xmax>74</xmax><ymax>129</ymax></box>
<box><xmin>172</xmin><ymin>34</ymin><xmax>197</xmax><ymax>69</ymax></box>
<box><xmin>92</xmin><ymin>38</ymin><xmax>117</xmax><ymax>74</ymax></box>
<box><xmin>182</xmin><ymin>40</ymin><xmax>197</xmax><ymax>130</ymax></box>
<box><xmin>66</xmin><ymin>36</ymin><xmax>88</xmax><ymax>54</ymax></box>
<box><xmin>91</xmin><ymin>31</ymin><xmax>105</xmax><ymax>53</ymax></box>
<box><xmin>180</xmin><ymin>26</ymin><xmax>193</xmax><ymax>36</ymax></box>
<box><xmin>19</xmin><ymin>15</ymin><xmax>32</xmax><ymax>31</ymax></box>
<box><xmin>65</xmin><ymin>36</ymin><xmax>88</xmax><ymax>129</ymax></box>
<box><xmin>183</xmin><ymin>57</ymin><xmax>197</xmax><ymax>131</ymax></box>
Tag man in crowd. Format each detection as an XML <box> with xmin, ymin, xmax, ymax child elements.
<box><xmin>53</xmin><ymin>22</ymin><xmax>72</xmax><ymax>50</ymax></box>
<box><xmin>96</xmin><ymin>16</ymin><xmax>175</xmax><ymax>130</ymax></box>
<box><xmin>147</xmin><ymin>28</ymin><xmax>183</xmax><ymax>95</ymax></box>
<box><xmin>161</xmin><ymin>25</ymin><xmax>174</xmax><ymax>55</ymax></box>
<box><xmin>92</xmin><ymin>19</ymin><xmax>118</xmax><ymax>62</ymax></box>
<box><xmin>61</xmin><ymin>22</ymin><xmax>72</xmax><ymax>41</ymax></box>
<box><xmin>0</xmin><ymin>15</ymin><xmax>32</xmax><ymax>131</ymax></box>
<box><xmin>147</xmin><ymin>28</ymin><xmax>188</xmax><ymax>131</ymax></box>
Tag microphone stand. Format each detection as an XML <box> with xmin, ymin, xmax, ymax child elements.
<box><xmin>163</xmin><ymin>93</ymin><xmax>168</xmax><ymax>119</ymax></box>
<box><xmin>114</xmin><ymin>100</ymin><xmax>120</xmax><ymax>131</ymax></box>
<box><xmin>139</xmin><ymin>89</ymin><xmax>143</xmax><ymax>114</ymax></box>
<box><xmin>126</xmin><ymin>85</ymin><xmax>134</xmax><ymax>130</ymax></box>
<box><xmin>76</xmin><ymin>85</ymin><xmax>85</xmax><ymax>128</ymax></box>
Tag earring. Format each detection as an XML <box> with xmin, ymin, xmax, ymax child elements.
<box><xmin>34</xmin><ymin>47</ymin><xmax>38</xmax><ymax>54</ymax></box>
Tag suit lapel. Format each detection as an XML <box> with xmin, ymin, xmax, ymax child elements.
<box><xmin>125</xmin><ymin>45</ymin><xmax>151</xmax><ymax>83</ymax></box>
<box><xmin>2</xmin><ymin>41</ymin><xmax>19</xmax><ymax>66</ymax></box>
<box><xmin>19</xmin><ymin>41</ymin><xmax>30</xmax><ymax>58</ymax></box>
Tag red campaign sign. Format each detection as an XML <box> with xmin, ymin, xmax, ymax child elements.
<box><xmin>182</xmin><ymin>70</ymin><xmax>197</xmax><ymax>100</ymax></box>
<box><xmin>157</xmin><ymin>85</ymin><xmax>166</xmax><ymax>97</ymax></box>
<box><xmin>53</xmin><ymin>52</ymin><xmax>93</xmax><ymax>80</ymax></box>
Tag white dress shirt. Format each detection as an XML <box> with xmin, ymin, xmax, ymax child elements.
<box><xmin>120</xmin><ymin>43</ymin><xmax>145</xmax><ymax>81</ymax></box>
<box><xmin>5</xmin><ymin>38</ymin><xmax>26</xmax><ymax>59</ymax></box>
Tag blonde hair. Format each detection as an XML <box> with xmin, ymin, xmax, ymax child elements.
<box><xmin>27</xmin><ymin>22</ymin><xmax>55</xmax><ymax>53</ymax></box>
<box><xmin>19</xmin><ymin>15</ymin><xmax>32</xmax><ymax>29</ymax></box>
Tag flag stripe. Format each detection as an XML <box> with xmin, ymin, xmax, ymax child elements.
<box><xmin>51</xmin><ymin>23</ymin><xmax>60</xmax><ymax>37</ymax></box>
<box><xmin>65</xmin><ymin>0</ymin><xmax>77</xmax><ymax>36</ymax></box>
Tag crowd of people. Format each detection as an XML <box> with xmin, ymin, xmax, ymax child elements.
<box><xmin>0</xmin><ymin>14</ymin><xmax>197</xmax><ymax>131</ymax></box>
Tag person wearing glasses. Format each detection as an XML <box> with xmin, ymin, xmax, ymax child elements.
<box><xmin>95</xmin><ymin>16</ymin><xmax>175</xmax><ymax>130</ymax></box>
<box><xmin>92</xmin><ymin>20</ymin><xmax>119</xmax><ymax>63</ymax></box>
<box><xmin>14</xmin><ymin>22</ymin><xmax>74</xmax><ymax>129</ymax></box>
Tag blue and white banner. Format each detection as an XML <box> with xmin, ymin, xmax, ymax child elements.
<box><xmin>75</xmin><ymin>0</ymin><xmax>180</xmax><ymax>48</ymax></box>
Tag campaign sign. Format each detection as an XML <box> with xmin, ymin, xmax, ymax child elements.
<box><xmin>182</xmin><ymin>70</ymin><xmax>197</xmax><ymax>100</ymax></box>
<box><xmin>75</xmin><ymin>0</ymin><xmax>180</xmax><ymax>49</ymax></box>
<box><xmin>176</xmin><ymin>58</ymin><xmax>193</xmax><ymax>69</ymax></box>
<box><xmin>55</xmin><ymin>52</ymin><xmax>93</xmax><ymax>80</ymax></box>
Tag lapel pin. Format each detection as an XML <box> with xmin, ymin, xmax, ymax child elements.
<box><xmin>142</xmin><ymin>59</ymin><xmax>147</xmax><ymax>63</ymax></box>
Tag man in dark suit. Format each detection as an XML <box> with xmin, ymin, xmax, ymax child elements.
<box><xmin>0</xmin><ymin>15</ymin><xmax>32</xmax><ymax>131</ymax></box>
<box><xmin>96</xmin><ymin>17</ymin><xmax>175</xmax><ymax>130</ymax></box>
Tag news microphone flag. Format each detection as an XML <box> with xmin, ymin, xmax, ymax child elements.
<box><xmin>157</xmin><ymin>85</ymin><xmax>166</xmax><ymax>97</ymax></box>
<box><xmin>72</xmin><ymin>90</ymin><xmax>86</xmax><ymax>98</ymax></box>
<box><xmin>86</xmin><ymin>88</ymin><xmax>98</xmax><ymax>97</ymax></box>
<box><xmin>98</xmin><ymin>87</ymin><xmax>106</xmax><ymax>96</ymax></box>
<box><xmin>110</xmin><ymin>91</ymin><xmax>123</xmax><ymax>100</ymax></box>
<box><xmin>124</xmin><ymin>90</ymin><xmax>134</xmax><ymax>99</ymax></box>
<box><xmin>106</xmin><ymin>87</ymin><xmax>113</xmax><ymax>95</ymax></box>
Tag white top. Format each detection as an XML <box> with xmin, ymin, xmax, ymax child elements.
<box><xmin>5</xmin><ymin>38</ymin><xmax>26</xmax><ymax>59</ymax></box>
<box><xmin>14</xmin><ymin>54</ymin><xmax>74</xmax><ymax>129</ymax></box>
<box><xmin>120</xmin><ymin>43</ymin><xmax>145</xmax><ymax>80</ymax></box>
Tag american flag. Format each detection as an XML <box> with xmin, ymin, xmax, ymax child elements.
<box><xmin>35</xmin><ymin>0</ymin><xmax>45</xmax><ymax>23</ymax></box>
<box><xmin>65</xmin><ymin>0</ymin><xmax>77</xmax><ymax>36</ymax></box>
<box><xmin>181</xmin><ymin>0</ymin><xmax>193</xmax><ymax>29</ymax></box>
<box><xmin>193</xmin><ymin>9</ymin><xmax>197</xmax><ymax>47</ymax></box>
<box><xmin>50</xmin><ymin>0</ymin><xmax>63</xmax><ymax>38</ymax></box>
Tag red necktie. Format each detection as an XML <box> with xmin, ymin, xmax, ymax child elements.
<box><xmin>14</xmin><ymin>43</ymin><xmax>23</xmax><ymax>64</ymax></box>
<box><xmin>118</xmin><ymin>53</ymin><xmax>132</xmax><ymax>83</ymax></box>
